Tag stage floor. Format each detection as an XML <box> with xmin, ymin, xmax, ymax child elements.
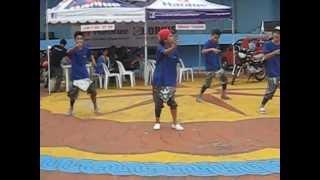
<box><xmin>40</xmin><ymin>77</ymin><xmax>280</xmax><ymax>179</ymax></box>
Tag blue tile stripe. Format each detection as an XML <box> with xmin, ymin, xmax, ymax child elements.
<box><xmin>40</xmin><ymin>155</ymin><xmax>280</xmax><ymax>176</ymax></box>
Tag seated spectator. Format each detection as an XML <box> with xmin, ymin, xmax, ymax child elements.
<box><xmin>118</xmin><ymin>46</ymin><xmax>129</xmax><ymax>60</ymax></box>
<box><xmin>95</xmin><ymin>48</ymin><xmax>108</xmax><ymax>75</ymax></box>
<box><xmin>109</xmin><ymin>46</ymin><xmax>118</xmax><ymax>60</ymax></box>
<box><xmin>241</xmin><ymin>38</ymin><xmax>249</xmax><ymax>49</ymax></box>
<box><xmin>128</xmin><ymin>48</ymin><xmax>143</xmax><ymax>70</ymax></box>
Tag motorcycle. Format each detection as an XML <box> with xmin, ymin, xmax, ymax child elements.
<box><xmin>231</xmin><ymin>45</ymin><xmax>266</xmax><ymax>85</ymax></box>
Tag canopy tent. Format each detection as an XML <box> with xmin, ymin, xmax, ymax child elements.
<box><xmin>143</xmin><ymin>0</ymin><xmax>233</xmax><ymax>85</ymax></box>
<box><xmin>146</xmin><ymin>0</ymin><xmax>231</xmax><ymax>21</ymax></box>
<box><xmin>45</xmin><ymin>0</ymin><xmax>234</xmax><ymax>86</ymax></box>
<box><xmin>46</xmin><ymin>0</ymin><xmax>146</xmax><ymax>24</ymax></box>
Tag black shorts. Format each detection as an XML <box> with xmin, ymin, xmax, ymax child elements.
<box><xmin>67</xmin><ymin>82</ymin><xmax>96</xmax><ymax>100</ymax></box>
<box><xmin>152</xmin><ymin>86</ymin><xmax>177</xmax><ymax>109</ymax></box>
<box><xmin>50</xmin><ymin>66</ymin><xmax>63</xmax><ymax>79</ymax></box>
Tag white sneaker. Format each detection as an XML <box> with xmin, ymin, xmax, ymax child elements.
<box><xmin>196</xmin><ymin>95</ymin><xmax>204</xmax><ymax>103</ymax></box>
<box><xmin>153</xmin><ymin>123</ymin><xmax>161</xmax><ymax>130</ymax></box>
<box><xmin>94</xmin><ymin>107</ymin><xmax>101</xmax><ymax>114</ymax></box>
<box><xmin>259</xmin><ymin>107</ymin><xmax>266</xmax><ymax>114</ymax></box>
<box><xmin>66</xmin><ymin>108</ymin><xmax>74</xmax><ymax>116</ymax></box>
<box><xmin>171</xmin><ymin>124</ymin><xmax>184</xmax><ymax>131</ymax></box>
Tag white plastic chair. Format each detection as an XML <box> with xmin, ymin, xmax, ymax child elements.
<box><xmin>147</xmin><ymin>59</ymin><xmax>156</xmax><ymax>85</ymax></box>
<box><xmin>116</xmin><ymin>61</ymin><xmax>136</xmax><ymax>87</ymax></box>
<box><xmin>102</xmin><ymin>63</ymin><xmax>122</xmax><ymax>89</ymax></box>
<box><xmin>92</xmin><ymin>63</ymin><xmax>105</xmax><ymax>89</ymax></box>
<box><xmin>177</xmin><ymin>58</ymin><xmax>194</xmax><ymax>84</ymax></box>
<box><xmin>93</xmin><ymin>72</ymin><xmax>104</xmax><ymax>89</ymax></box>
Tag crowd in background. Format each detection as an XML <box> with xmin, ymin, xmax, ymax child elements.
<box><xmin>40</xmin><ymin>40</ymin><xmax>145</xmax><ymax>91</ymax></box>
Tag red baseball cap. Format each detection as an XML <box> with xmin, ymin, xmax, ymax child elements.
<box><xmin>158</xmin><ymin>28</ymin><xmax>172</xmax><ymax>41</ymax></box>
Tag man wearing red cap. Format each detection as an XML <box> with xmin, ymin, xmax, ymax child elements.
<box><xmin>152</xmin><ymin>29</ymin><xmax>184</xmax><ymax>131</ymax></box>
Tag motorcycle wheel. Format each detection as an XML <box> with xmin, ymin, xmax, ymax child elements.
<box><xmin>254</xmin><ymin>68</ymin><xmax>266</xmax><ymax>81</ymax></box>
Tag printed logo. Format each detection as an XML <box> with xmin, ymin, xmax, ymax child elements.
<box><xmin>149</xmin><ymin>12</ymin><xmax>156</xmax><ymax>19</ymax></box>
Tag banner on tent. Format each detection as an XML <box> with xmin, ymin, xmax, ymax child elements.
<box><xmin>81</xmin><ymin>23</ymin><xmax>178</xmax><ymax>48</ymax></box>
<box><xmin>147</xmin><ymin>10</ymin><xmax>232</xmax><ymax>20</ymax></box>
<box><xmin>81</xmin><ymin>24</ymin><xmax>115</xmax><ymax>32</ymax></box>
<box><xmin>176</xmin><ymin>24</ymin><xmax>206</xmax><ymax>30</ymax></box>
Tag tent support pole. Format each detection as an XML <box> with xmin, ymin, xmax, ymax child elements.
<box><xmin>232</xmin><ymin>19</ymin><xmax>235</xmax><ymax>65</ymax></box>
<box><xmin>144</xmin><ymin>15</ymin><xmax>148</xmax><ymax>86</ymax></box>
<box><xmin>45</xmin><ymin>0</ymin><xmax>49</xmax><ymax>40</ymax></box>
<box><xmin>230</xmin><ymin>18</ymin><xmax>236</xmax><ymax>76</ymax></box>
<box><xmin>231</xmin><ymin>0</ymin><xmax>236</xmax><ymax>75</ymax></box>
<box><xmin>198</xmin><ymin>44</ymin><xmax>201</xmax><ymax>76</ymax></box>
<box><xmin>47</xmin><ymin>46</ymin><xmax>51</xmax><ymax>95</ymax></box>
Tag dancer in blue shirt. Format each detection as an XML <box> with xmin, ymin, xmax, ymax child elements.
<box><xmin>152</xmin><ymin>29</ymin><xmax>184</xmax><ymax>131</ymax></box>
<box><xmin>197</xmin><ymin>29</ymin><xmax>230</xmax><ymax>102</ymax></box>
<box><xmin>259</xmin><ymin>26</ymin><xmax>280</xmax><ymax>114</ymax></box>
<box><xmin>66</xmin><ymin>31</ymin><xmax>99</xmax><ymax>116</ymax></box>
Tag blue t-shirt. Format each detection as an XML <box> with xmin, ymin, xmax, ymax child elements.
<box><xmin>95</xmin><ymin>55</ymin><xmax>105</xmax><ymax>75</ymax></box>
<box><xmin>152</xmin><ymin>45</ymin><xmax>179</xmax><ymax>87</ymax></box>
<box><xmin>203</xmin><ymin>40</ymin><xmax>221</xmax><ymax>71</ymax></box>
<box><xmin>263</xmin><ymin>41</ymin><xmax>280</xmax><ymax>77</ymax></box>
<box><xmin>69</xmin><ymin>47</ymin><xmax>91</xmax><ymax>80</ymax></box>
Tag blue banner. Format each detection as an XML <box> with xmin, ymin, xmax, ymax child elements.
<box><xmin>147</xmin><ymin>9</ymin><xmax>232</xmax><ymax>20</ymax></box>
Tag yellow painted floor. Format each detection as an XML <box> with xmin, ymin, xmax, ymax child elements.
<box><xmin>41</xmin><ymin>78</ymin><xmax>280</xmax><ymax>123</ymax></box>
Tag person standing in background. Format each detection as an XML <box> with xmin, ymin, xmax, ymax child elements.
<box><xmin>49</xmin><ymin>39</ymin><xmax>67</xmax><ymax>92</ymax></box>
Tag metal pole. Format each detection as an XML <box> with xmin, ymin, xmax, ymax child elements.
<box><xmin>231</xmin><ymin>0</ymin><xmax>236</xmax><ymax>65</ymax></box>
<box><xmin>47</xmin><ymin>46</ymin><xmax>51</xmax><ymax>95</ymax></box>
<box><xmin>45</xmin><ymin>0</ymin><xmax>49</xmax><ymax>40</ymax></box>
<box><xmin>198</xmin><ymin>44</ymin><xmax>201</xmax><ymax>75</ymax></box>
<box><xmin>231</xmin><ymin>0</ymin><xmax>237</xmax><ymax>75</ymax></box>
<box><xmin>232</xmin><ymin>19</ymin><xmax>235</xmax><ymax>65</ymax></box>
<box><xmin>144</xmin><ymin>8</ymin><xmax>148</xmax><ymax>86</ymax></box>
